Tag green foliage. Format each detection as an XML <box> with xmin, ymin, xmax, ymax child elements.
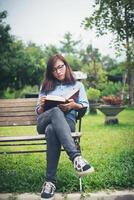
<box><xmin>86</xmin><ymin>88</ymin><xmax>101</xmax><ymax>101</ymax></box>
<box><xmin>79</xmin><ymin>44</ymin><xmax>107</xmax><ymax>89</ymax></box>
<box><xmin>65</xmin><ymin>55</ymin><xmax>82</xmax><ymax>71</ymax></box>
<box><xmin>0</xmin><ymin>10</ymin><xmax>14</xmax><ymax>96</ymax></box>
<box><xmin>101</xmin><ymin>56</ymin><xmax>117</xmax><ymax>69</ymax></box>
<box><xmin>82</xmin><ymin>0</ymin><xmax>134</xmax><ymax>105</ymax></box>
<box><xmin>100</xmin><ymin>81</ymin><xmax>126</xmax><ymax>97</ymax></box>
<box><xmin>83</xmin><ymin>0</ymin><xmax>134</xmax><ymax>43</ymax></box>
<box><xmin>60</xmin><ymin>32</ymin><xmax>81</xmax><ymax>56</ymax></box>
<box><xmin>0</xmin><ymin>39</ymin><xmax>45</xmax><ymax>96</ymax></box>
<box><xmin>106</xmin><ymin>62</ymin><xmax>126</xmax><ymax>75</ymax></box>
<box><xmin>44</xmin><ymin>44</ymin><xmax>59</xmax><ymax>58</ymax></box>
<box><xmin>0</xmin><ymin>10</ymin><xmax>132</xmax><ymax>101</ymax></box>
<box><xmin>1</xmin><ymin>85</ymin><xmax>39</xmax><ymax>99</ymax></box>
<box><xmin>80</xmin><ymin>44</ymin><xmax>101</xmax><ymax>64</ymax></box>
<box><xmin>0</xmin><ymin>10</ymin><xmax>12</xmax><ymax>53</ymax></box>
<box><xmin>84</xmin><ymin>62</ymin><xmax>107</xmax><ymax>89</ymax></box>
<box><xmin>0</xmin><ymin>109</ymin><xmax>134</xmax><ymax>192</ymax></box>
<box><xmin>2</xmin><ymin>85</ymin><xmax>39</xmax><ymax>99</ymax></box>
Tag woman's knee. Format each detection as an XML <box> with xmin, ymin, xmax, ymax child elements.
<box><xmin>45</xmin><ymin>124</ymin><xmax>56</xmax><ymax>140</ymax></box>
<box><xmin>45</xmin><ymin>124</ymin><xmax>53</xmax><ymax>136</ymax></box>
<box><xmin>36</xmin><ymin>113</ymin><xmax>46</xmax><ymax>134</ymax></box>
<box><xmin>51</xmin><ymin>107</ymin><xmax>64</xmax><ymax>118</ymax></box>
<box><xmin>46</xmin><ymin>124</ymin><xmax>60</xmax><ymax>145</ymax></box>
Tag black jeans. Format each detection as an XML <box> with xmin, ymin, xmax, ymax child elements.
<box><xmin>37</xmin><ymin>107</ymin><xmax>80</xmax><ymax>183</ymax></box>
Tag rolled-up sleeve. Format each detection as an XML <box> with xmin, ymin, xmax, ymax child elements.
<box><xmin>77</xmin><ymin>82</ymin><xmax>89</xmax><ymax>108</ymax></box>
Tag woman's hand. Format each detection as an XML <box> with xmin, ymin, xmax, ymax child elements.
<box><xmin>40</xmin><ymin>96</ymin><xmax>46</xmax><ymax>108</ymax></box>
<box><xmin>38</xmin><ymin>96</ymin><xmax>46</xmax><ymax>113</ymax></box>
<box><xmin>59</xmin><ymin>99</ymin><xmax>83</xmax><ymax>112</ymax></box>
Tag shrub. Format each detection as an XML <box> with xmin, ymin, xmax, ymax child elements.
<box><xmin>87</xmin><ymin>88</ymin><xmax>101</xmax><ymax>102</ymax></box>
<box><xmin>2</xmin><ymin>85</ymin><xmax>39</xmax><ymax>99</ymax></box>
<box><xmin>100</xmin><ymin>81</ymin><xmax>123</xmax><ymax>96</ymax></box>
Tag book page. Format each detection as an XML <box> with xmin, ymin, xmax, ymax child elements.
<box><xmin>65</xmin><ymin>88</ymin><xmax>79</xmax><ymax>101</ymax></box>
<box><xmin>46</xmin><ymin>95</ymin><xmax>65</xmax><ymax>102</ymax></box>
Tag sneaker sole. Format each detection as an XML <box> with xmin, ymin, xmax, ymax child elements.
<box><xmin>77</xmin><ymin>166</ymin><xmax>95</xmax><ymax>176</ymax></box>
<box><xmin>41</xmin><ymin>195</ymin><xmax>55</xmax><ymax>200</ymax></box>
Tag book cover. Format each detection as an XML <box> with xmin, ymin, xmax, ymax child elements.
<box><xmin>44</xmin><ymin>88</ymin><xmax>79</xmax><ymax>111</ymax></box>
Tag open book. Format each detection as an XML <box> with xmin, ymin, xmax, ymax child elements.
<box><xmin>44</xmin><ymin>88</ymin><xmax>79</xmax><ymax>111</ymax></box>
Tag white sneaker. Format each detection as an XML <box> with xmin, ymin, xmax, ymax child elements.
<box><xmin>73</xmin><ymin>156</ymin><xmax>95</xmax><ymax>176</ymax></box>
<box><xmin>41</xmin><ymin>181</ymin><xmax>56</xmax><ymax>199</ymax></box>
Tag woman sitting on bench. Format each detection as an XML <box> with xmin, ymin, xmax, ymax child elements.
<box><xmin>36</xmin><ymin>54</ymin><xmax>94</xmax><ymax>200</ymax></box>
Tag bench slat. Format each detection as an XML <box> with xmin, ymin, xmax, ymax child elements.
<box><xmin>0</xmin><ymin>98</ymin><xmax>37</xmax><ymax>107</ymax></box>
<box><xmin>0</xmin><ymin>135</ymin><xmax>46</xmax><ymax>142</ymax></box>
<box><xmin>0</xmin><ymin>150</ymin><xmax>47</xmax><ymax>154</ymax></box>
<box><xmin>0</xmin><ymin>112</ymin><xmax>35</xmax><ymax>117</ymax></box>
<box><xmin>0</xmin><ymin>132</ymin><xmax>81</xmax><ymax>142</ymax></box>
<box><xmin>0</xmin><ymin>120</ymin><xmax>36</xmax><ymax>126</ymax></box>
<box><xmin>0</xmin><ymin>98</ymin><xmax>37</xmax><ymax>103</ymax></box>
<box><xmin>0</xmin><ymin>107</ymin><xmax>35</xmax><ymax>112</ymax></box>
<box><xmin>0</xmin><ymin>103</ymin><xmax>36</xmax><ymax>107</ymax></box>
<box><xmin>0</xmin><ymin>116</ymin><xmax>36</xmax><ymax>122</ymax></box>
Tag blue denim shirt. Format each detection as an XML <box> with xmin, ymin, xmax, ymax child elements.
<box><xmin>36</xmin><ymin>81</ymin><xmax>89</xmax><ymax>122</ymax></box>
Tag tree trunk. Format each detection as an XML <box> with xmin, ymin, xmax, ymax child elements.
<box><xmin>126</xmin><ymin>39</ymin><xmax>134</xmax><ymax>106</ymax></box>
<box><xmin>125</xmin><ymin>6</ymin><xmax>134</xmax><ymax>106</ymax></box>
<box><xmin>128</xmin><ymin>66</ymin><xmax>134</xmax><ymax>106</ymax></box>
<box><xmin>120</xmin><ymin>72</ymin><xmax>127</xmax><ymax>101</ymax></box>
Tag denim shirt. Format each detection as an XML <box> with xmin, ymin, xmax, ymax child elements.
<box><xmin>35</xmin><ymin>81</ymin><xmax>89</xmax><ymax>122</ymax></box>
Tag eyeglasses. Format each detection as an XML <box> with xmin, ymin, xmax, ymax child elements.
<box><xmin>52</xmin><ymin>64</ymin><xmax>65</xmax><ymax>73</ymax></box>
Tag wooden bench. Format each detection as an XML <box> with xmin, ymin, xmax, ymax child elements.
<box><xmin>0</xmin><ymin>98</ymin><xmax>86</xmax><ymax>155</ymax></box>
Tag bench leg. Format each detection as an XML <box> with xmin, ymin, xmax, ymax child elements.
<box><xmin>79</xmin><ymin>176</ymin><xmax>83</xmax><ymax>192</ymax></box>
<box><xmin>73</xmin><ymin>137</ymin><xmax>81</xmax><ymax>152</ymax></box>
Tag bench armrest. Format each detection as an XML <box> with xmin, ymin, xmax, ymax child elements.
<box><xmin>77</xmin><ymin>107</ymin><xmax>87</xmax><ymax>120</ymax></box>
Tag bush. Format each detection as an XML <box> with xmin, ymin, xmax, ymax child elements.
<box><xmin>101</xmin><ymin>81</ymin><xmax>125</xmax><ymax>97</ymax></box>
<box><xmin>1</xmin><ymin>85</ymin><xmax>39</xmax><ymax>99</ymax></box>
<box><xmin>86</xmin><ymin>88</ymin><xmax>101</xmax><ymax>102</ymax></box>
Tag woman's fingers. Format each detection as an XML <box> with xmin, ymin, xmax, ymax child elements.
<box><xmin>40</xmin><ymin>96</ymin><xmax>46</xmax><ymax>107</ymax></box>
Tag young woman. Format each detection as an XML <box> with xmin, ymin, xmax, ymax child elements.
<box><xmin>36</xmin><ymin>54</ymin><xmax>94</xmax><ymax>200</ymax></box>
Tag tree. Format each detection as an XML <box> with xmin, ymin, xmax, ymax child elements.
<box><xmin>80</xmin><ymin>44</ymin><xmax>101</xmax><ymax>71</ymax></box>
<box><xmin>79</xmin><ymin>44</ymin><xmax>105</xmax><ymax>88</ymax></box>
<box><xmin>0</xmin><ymin>10</ymin><xmax>13</xmax><ymax>96</ymax></box>
<box><xmin>24</xmin><ymin>42</ymin><xmax>46</xmax><ymax>87</ymax></box>
<box><xmin>101</xmin><ymin>56</ymin><xmax>117</xmax><ymax>69</ymax></box>
<box><xmin>0</xmin><ymin>37</ymin><xmax>46</xmax><ymax>96</ymax></box>
<box><xmin>44</xmin><ymin>44</ymin><xmax>59</xmax><ymax>58</ymax></box>
<box><xmin>65</xmin><ymin>55</ymin><xmax>82</xmax><ymax>71</ymax></box>
<box><xmin>83</xmin><ymin>0</ymin><xmax>134</xmax><ymax>105</ymax></box>
<box><xmin>60</xmin><ymin>32</ymin><xmax>81</xmax><ymax>56</ymax></box>
<box><xmin>0</xmin><ymin>10</ymin><xmax>12</xmax><ymax>53</ymax></box>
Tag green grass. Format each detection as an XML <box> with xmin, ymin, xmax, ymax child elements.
<box><xmin>0</xmin><ymin>108</ymin><xmax>134</xmax><ymax>193</ymax></box>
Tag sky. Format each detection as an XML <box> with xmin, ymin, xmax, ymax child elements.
<box><xmin>0</xmin><ymin>0</ymin><xmax>124</xmax><ymax>60</ymax></box>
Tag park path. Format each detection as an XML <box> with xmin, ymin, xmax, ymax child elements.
<box><xmin>0</xmin><ymin>190</ymin><xmax>134</xmax><ymax>200</ymax></box>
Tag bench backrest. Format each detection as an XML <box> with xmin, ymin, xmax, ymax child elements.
<box><xmin>0</xmin><ymin>98</ymin><xmax>37</xmax><ymax>126</ymax></box>
<box><xmin>0</xmin><ymin>98</ymin><xmax>87</xmax><ymax>131</ymax></box>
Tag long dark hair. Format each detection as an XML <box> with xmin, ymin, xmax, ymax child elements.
<box><xmin>41</xmin><ymin>54</ymin><xmax>76</xmax><ymax>93</ymax></box>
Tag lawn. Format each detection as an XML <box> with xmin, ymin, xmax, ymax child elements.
<box><xmin>0</xmin><ymin>108</ymin><xmax>134</xmax><ymax>193</ymax></box>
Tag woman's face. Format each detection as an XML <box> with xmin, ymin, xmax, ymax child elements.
<box><xmin>52</xmin><ymin>59</ymin><xmax>66</xmax><ymax>81</ymax></box>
